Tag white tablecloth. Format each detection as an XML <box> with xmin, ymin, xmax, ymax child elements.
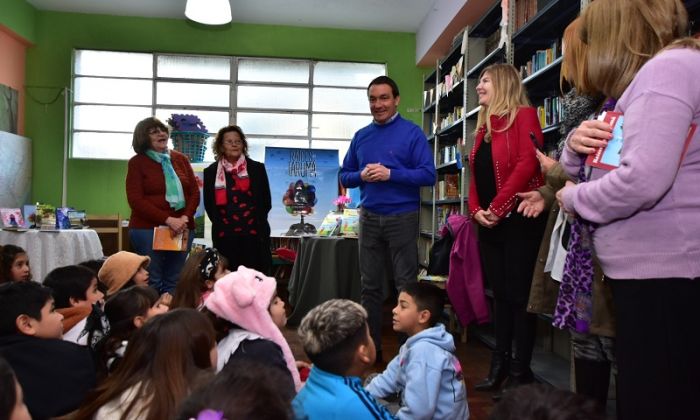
<box><xmin>0</xmin><ymin>229</ymin><xmax>104</xmax><ymax>282</ymax></box>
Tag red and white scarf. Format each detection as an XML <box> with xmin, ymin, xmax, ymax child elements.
<box><xmin>215</xmin><ymin>155</ymin><xmax>248</xmax><ymax>205</ymax></box>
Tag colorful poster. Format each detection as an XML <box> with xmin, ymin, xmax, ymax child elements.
<box><xmin>264</xmin><ymin>147</ymin><xmax>339</xmax><ymax>236</ymax></box>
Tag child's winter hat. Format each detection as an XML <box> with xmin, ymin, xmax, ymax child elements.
<box><xmin>199</xmin><ymin>247</ymin><xmax>220</xmax><ymax>280</ymax></box>
<box><xmin>98</xmin><ymin>251</ymin><xmax>150</xmax><ymax>296</ymax></box>
<box><xmin>205</xmin><ymin>265</ymin><xmax>301</xmax><ymax>391</ymax></box>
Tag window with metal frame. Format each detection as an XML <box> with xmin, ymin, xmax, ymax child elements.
<box><xmin>71</xmin><ymin>50</ymin><xmax>385</xmax><ymax>163</ymax></box>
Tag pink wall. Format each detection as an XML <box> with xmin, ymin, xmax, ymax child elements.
<box><xmin>0</xmin><ymin>25</ymin><xmax>29</xmax><ymax>135</ymax></box>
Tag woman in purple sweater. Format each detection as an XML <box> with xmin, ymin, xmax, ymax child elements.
<box><xmin>556</xmin><ymin>1</ymin><xmax>700</xmax><ymax>419</ymax></box>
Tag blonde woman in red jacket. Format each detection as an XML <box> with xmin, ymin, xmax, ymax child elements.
<box><xmin>468</xmin><ymin>64</ymin><xmax>546</xmax><ymax>400</ymax></box>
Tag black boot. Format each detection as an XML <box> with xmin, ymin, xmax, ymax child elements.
<box><xmin>491</xmin><ymin>358</ymin><xmax>534</xmax><ymax>401</ymax></box>
<box><xmin>475</xmin><ymin>351</ymin><xmax>510</xmax><ymax>391</ymax></box>
<box><xmin>574</xmin><ymin>358</ymin><xmax>611</xmax><ymax>411</ymax></box>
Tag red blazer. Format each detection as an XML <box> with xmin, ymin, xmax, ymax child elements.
<box><xmin>468</xmin><ymin>106</ymin><xmax>544</xmax><ymax>219</ymax></box>
<box><xmin>126</xmin><ymin>150</ymin><xmax>200</xmax><ymax>229</ymax></box>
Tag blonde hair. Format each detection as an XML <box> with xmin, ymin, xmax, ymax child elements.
<box><xmin>475</xmin><ymin>64</ymin><xmax>530</xmax><ymax>138</ymax></box>
<box><xmin>581</xmin><ymin>0</ymin><xmax>687</xmax><ymax>99</ymax></box>
<box><xmin>560</xmin><ymin>17</ymin><xmax>595</xmax><ymax>95</ymax></box>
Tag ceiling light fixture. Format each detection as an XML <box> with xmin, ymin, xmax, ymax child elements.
<box><xmin>185</xmin><ymin>0</ymin><xmax>232</xmax><ymax>25</ymax></box>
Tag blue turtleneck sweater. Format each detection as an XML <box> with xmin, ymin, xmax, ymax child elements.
<box><xmin>340</xmin><ymin>114</ymin><xmax>436</xmax><ymax>215</ymax></box>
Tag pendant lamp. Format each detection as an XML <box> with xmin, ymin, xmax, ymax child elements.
<box><xmin>185</xmin><ymin>0</ymin><xmax>232</xmax><ymax>25</ymax></box>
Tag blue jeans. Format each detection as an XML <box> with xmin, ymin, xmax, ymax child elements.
<box><xmin>358</xmin><ymin>209</ymin><xmax>419</xmax><ymax>352</ymax></box>
<box><xmin>129</xmin><ymin>228</ymin><xmax>194</xmax><ymax>294</ymax></box>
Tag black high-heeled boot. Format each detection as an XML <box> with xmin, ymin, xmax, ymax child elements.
<box><xmin>475</xmin><ymin>351</ymin><xmax>510</xmax><ymax>391</ymax></box>
<box><xmin>491</xmin><ymin>358</ymin><xmax>535</xmax><ymax>401</ymax></box>
<box><xmin>574</xmin><ymin>358</ymin><xmax>611</xmax><ymax>411</ymax></box>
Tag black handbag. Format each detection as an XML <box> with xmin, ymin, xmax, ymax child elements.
<box><xmin>427</xmin><ymin>223</ymin><xmax>454</xmax><ymax>275</ymax></box>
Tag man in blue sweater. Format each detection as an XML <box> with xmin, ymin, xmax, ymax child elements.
<box><xmin>339</xmin><ymin>76</ymin><xmax>436</xmax><ymax>359</ymax></box>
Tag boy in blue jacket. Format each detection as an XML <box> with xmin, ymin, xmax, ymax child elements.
<box><xmin>366</xmin><ymin>282</ymin><xmax>469</xmax><ymax>419</ymax></box>
<box><xmin>293</xmin><ymin>299</ymin><xmax>395</xmax><ymax>420</ymax></box>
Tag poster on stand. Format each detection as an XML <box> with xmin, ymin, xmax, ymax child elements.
<box><xmin>264</xmin><ymin>147</ymin><xmax>339</xmax><ymax>236</ymax></box>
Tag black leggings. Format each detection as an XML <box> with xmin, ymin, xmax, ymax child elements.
<box><xmin>610</xmin><ymin>277</ymin><xmax>700</xmax><ymax>420</ymax></box>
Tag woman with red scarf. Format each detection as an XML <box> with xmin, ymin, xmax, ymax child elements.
<box><xmin>203</xmin><ymin>125</ymin><xmax>272</xmax><ymax>274</ymax></box>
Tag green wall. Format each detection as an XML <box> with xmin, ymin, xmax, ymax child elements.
<box><xmin>25</xmin><ymin>11</ymin><xmax>425</xmax><ymax>217</ymax></box>
<box><xmin>0</xmin><ymin>0</ymin><xmax>36</xmax><ymax>43</ymax></box>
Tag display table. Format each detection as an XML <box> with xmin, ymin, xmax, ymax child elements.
<box><xmin>0</xmin><ymin>229</ymin><xmax>104</xmax><ymax>282</ymax></box>
<box><xmin>287</xmin><ymin>236</ymin><xmax>361</xmax><ymax>326</ymax></box>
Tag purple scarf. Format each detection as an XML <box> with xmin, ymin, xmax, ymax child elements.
<box><xmin>552</xmin><ymin>98</ymin><xmax>616</xmax><ymax>333</ymax></box>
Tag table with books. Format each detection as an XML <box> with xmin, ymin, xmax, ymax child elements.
<box><xmin>286</xmin><ymin>236</ymin><xmax>361</xmax><ymax>326</ymax></box>
<box><xmin>0</xmin><ymin>229</ymin><xmax>104</xmax><ymax>282</ymax></box>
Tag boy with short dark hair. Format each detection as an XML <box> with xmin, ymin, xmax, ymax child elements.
<box><xmin>293</xmin><ymin>299</ymin><xmax>395</xmax><ymax>419</ymax></box>
<box><xmin>0</xmin><ymin>281</ymin><xmax>96</xmax><ymax>419</ymax></box>
<box><xmin>366</xmin><ymin>282</ymin><xmax>469</xmax><ymax>419</ymax></box>
<box><xmin>43</xmin><ymin>264</ymin><xmax>108</xmax><ymax>347</ymax></box>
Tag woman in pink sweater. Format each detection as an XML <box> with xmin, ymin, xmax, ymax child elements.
<box><xmin>557</xmin><ymin>1</ymin><xmax>700</xmax><ymax>418</ymax></box>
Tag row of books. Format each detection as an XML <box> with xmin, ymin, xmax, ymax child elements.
<box><xmin>518</xmin><ymin>40</ymin><xmax>560</xmax><ymax>79</ymax></box>
<box><xmin>437</xmin><ymin>174</ymin><xmax>460</xmax><ymax>200</ymax></box>
<box><xmin>514</xmin><ymin>0</ymin><xmax>541</xmax><ymax>32</ymax></box>
<box><xmin>0</xmin><ymin>204</ymin><xmax>86</xmax><ymax>230</ymax></box>
<box><xmin>438</xmin><ymin>144</ymin><xmax>460</xmax><ymax>166</ymax></box>
<box><xmin>439</xmin><ymin>106</ymin><xmax>464</xmax><ymax>131</ymax></box>
<box><xmin>423</xmin><ymin>57</ymin><xmax>465</xmax><ymax>108</ymax></box>
<box><xmin>536</xmin><ymin>96</ymin><xmax>563</xmax><ymax>129</ymax></box>
<box><xmin>436</xmin><ymin>204</ymin><xmax>460</xmax><ymax>229</ymax></box>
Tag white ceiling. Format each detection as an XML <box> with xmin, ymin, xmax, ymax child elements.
<box><xmin>26</xmin><ymin>0</ymin><xmax>438</xmax><ymax>32</ymax></box>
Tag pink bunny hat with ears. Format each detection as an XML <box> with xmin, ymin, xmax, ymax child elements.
<box><xmin>205</xmin><ymin>265</ymin><xmax>301</xmax><ymax>391</ymax></box>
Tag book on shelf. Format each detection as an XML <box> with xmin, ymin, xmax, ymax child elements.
<box><xmin>152</xmin><ymin>226</ymin><xmax>188</xmax><ymax>251</ymax></box>
<box><xmin>519</xmin><ymin>40</ymin><xmax>560</xmax><ymax>79</ymax></box>
<box><xmin>586</xmin><ymin>111</ymin><xmax>697</xmax><ymax>170</ymax></box>
<box><xmin>514</xmin><ymin>0</ymin><xmax>540</xmax><ymax>31</ymax></box>
<box><xmin>537</xmin><ymin>96</ymin><xmax>562</xmax><ymax>128</ymax></box>
<box><xmin>444</xmin><ymin>174</ymin><xmax>460</xmax><ymax>199</ymax></box>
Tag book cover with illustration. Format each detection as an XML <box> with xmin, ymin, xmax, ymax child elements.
<box><xmin>317</xmin><ymin>212</ymin><xmax>343</xmax><ymax>237</ymax></box>
<box><xmin>340</xmin><ymin>209</ymin><xmax>359</xmax><ymax>237</ymax></box>
<box><xmin>265</xmin><ymin>147</ymin><xmax>339</xmax><ymax>236</ymax></box>
<box><xmin>586</xmin><ymin>111</ymin><xmax>624</xmax><ymax>170</ymax></box>
<box><xmin>36</xmin><ymin>203</ymin><xmax>56</xmax><ymax>230</ymax></box>
<box><xmin>56</xmin><ymin>207</ymin><xmax>72</xmax><ymax>229</ymax></box>
<box><xmin>0</xmin><ymin>208</ymin><xmax>24</xmax><ymax>228</ymax></box>
<box><xmin>587</xmin><ymin>111</ymin><xmax>697</xmax><ymax>171</ymax></box>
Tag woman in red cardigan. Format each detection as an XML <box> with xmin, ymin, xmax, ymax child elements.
<box><xmin>125</xmin><ymin>117</ymin><xmax>200</xmax><ymax>295</ymax></box>
<box><xmin>468</xmin><ymin>64</ymin><xmax>546</xmax><ymax>399</ymax></box>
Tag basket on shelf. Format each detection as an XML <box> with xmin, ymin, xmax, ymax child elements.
<box><xmin>170</xmin><ymin>130</ymin><xmax>208</xmax><ymax>163</ymax></box>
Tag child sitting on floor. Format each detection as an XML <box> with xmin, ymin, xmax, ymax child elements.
<box><xmin>366</xmin><ymin>282</ymin><xmax>468</xmax><ymax>420</ymax></box>
<box><xmin>74</xmin><ymin>309</ymin><xmax>216</xmax><ymax>420</ymax></box>
<box><xmin>204</xmin><ymin>266</ymin><xmax>301</xmax><ymax>394</ymax></box>
<box><xmin>0</xmin><ymin>245</ymin><xmax>32</xmax><ymax>283</ymax></box>
<box><xmin>43</xmin><ymin>264</ymin><xmax>109</xmax><ymax>348</ymax></box>
<box><xmin>98</xmin><ymin>251</ymin><xmax>151</xmax><ymax>297</ymax></box>
<box><xmin>176</xmin><ymin>358</ymin><xmax>294</xmax><ymax>420</ymax></box>
<box><xmin>0</xmin><ymin>282</ymin><xmax>96</xmax><ymax>419</ymax></box>
<box><xmin>96</xmin><ymin>286</ymin><xmax>168</xmax><ymax>376</ymax></box>
<box><xmin>293</xmin><ymin>299</ymin><xmax>395</xmax><ymax>420</ymax></box>
<box><xmin>172</xmin><ymin>247</ymin><xmax>229</xmax><ymax>310</ymax></box>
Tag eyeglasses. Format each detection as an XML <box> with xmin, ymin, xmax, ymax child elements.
<box><xmin>148</xmin><ymin>127</ymin><xmax>168</xmax><ymax>135</ymax></box>
<box><xmin>223</xmin><ymin>139</ymin><xmax>243</xmax><ymax>146</ymax></box>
